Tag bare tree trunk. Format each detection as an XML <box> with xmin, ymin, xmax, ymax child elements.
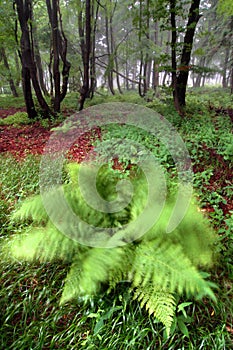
<box><xmin>46</xmin><ymin>0</ymin><xmax>71</xmax><ymax>113</ymax></box>
<box><xmin>15</xmin><ymin>51</ymin><xmax>21</xmax><ymax>87</ymax></box>
<box><xmin>143</xmin><ymin>0</ymin><xmax>150</xmax><ymax>96</ymax></box>
<box><xmin>31</xmin><ymin>9</ymin><xmax>48</xmax><ymax>96</ymax></box>
<box><xmin>176</xmin><ymin>0</ymin><xmax>201</xmax><ymax>106</ymax></box>
<box><xmin>14</xmin><ymin>0</ymin><xmax>51</xmax><ymax>118</ymax></box>
<box><xmin>78</xmin><ymin>0</ymin><xmax>92</xmax><ymax>110</ymax></box>
<box><xmin>0</xmin><ymin>47</ymin><xmax>18</xmax><ymax>97</ymax></box>
<box><xmin>138</xmin><ymin>0</ymin><xmax>144</xmax><ymax>97</ymax></box>
<box><xmin>222</xmin><ymin>46</ymin><xmax>230</xmax><ymax>88</ymax></box>
<box><xmin>89</xmin><ymin>1</ymin><xmax>99</xmax><ymax>98</ymax></box>
<box><xmin>105</xmin><ymin>14</ymin><xmax>115</xmax><ymax>95</ymax></box>
<box><xmin>111</xmin><ymin>36</ymin><xmax>122</xmax><ymax>93</ymax></box>
<box><xmin>170</xmin><ymin>0</ymin><xmax>181</xmax><ymax>113</ymax></box>
<box><xmin>22</xmin><ymin>65</ymin><xmax>37</xmax><ymax>118</ymax></box>
<box><xmin>143</xmin><ymin>58</ymin><xmax>149</xmax><ymax>95</ymax></box>
<box><xmin>152</xmin><ymin>21</ymin><xmax>159</xmax><ymax>94</ymax></box>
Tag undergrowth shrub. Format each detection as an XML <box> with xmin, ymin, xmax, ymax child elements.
<box><xmin>2</xmin><ymin>162</ymin><xmax>217</xmax><ymax>335</ymax></box>
<box><xmin>0</xmin><ymin>111</ymin><xmax>30</xmax><ymax>126</ymax></box>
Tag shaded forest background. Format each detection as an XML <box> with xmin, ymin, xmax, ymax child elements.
<box><xmin>0</xmin><ymin>0</ymin><xmax>232</xmax><ymax>115</ymax></box>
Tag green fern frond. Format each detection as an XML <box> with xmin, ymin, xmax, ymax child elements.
<box><xmin>61</xmin><ymin>246</ymin><xmax>127</xmax><ymax>304</ymax></box>
<box><xmin>5</xmin><ymin>223</ymin><xmax>80</xmax><ymax>263</ymax></box>
<box><xmin>133</xmin><ymin>285</ymin><xmax>176</xmax><ymax>335</ymax></box>
<box><xmin>132</xmin><ymin>240</ymin><xmax>216</xmax><ymax>301</ymax></box>
<box><xmin>142</xmin><ymin>197</ymin><xmax>216</xmax><ymax>268</ymax></box>
<box><xmin>12</xmin><ymin>194</ymin><xmax>48</xmax><ymax>223</ymax></box>
<box><xmin>3</xmin><ymin>161</ymin><xmax>217</xmax><ymax>334</ymax></box>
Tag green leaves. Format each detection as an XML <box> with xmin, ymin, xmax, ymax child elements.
<box><xmin>61</xmin><ymin>247</ymin><xmax>126</xmax><ymax>303</ymax></box>
<box><xmin>3</xmin><ymin>162</ymin><xmax>217</xmax><ymax>335</ymax></box>
<box><xmin>133</xmin><ymin>285</ymin><xmax>176</xmax><ymax>335</ymax></box>
<box><xmin>218</xmin><ymin>0</ymin><xmax>233</xmax><ymax>16</ymax></box>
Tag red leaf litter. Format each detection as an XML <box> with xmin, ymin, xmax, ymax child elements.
<box><xmin>0</xmin><ymin>107</ymin><xmax>27</xmax><ymax>119</ymax></box>
<box><xmin>0</xmin><ymin>108</ymin><xmax>101</xmax><ymax>162</ymax></box>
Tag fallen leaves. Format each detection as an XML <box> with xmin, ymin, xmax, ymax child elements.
<box><xmin>0</xmin><ymin>108</ymin><xmax>101</xmax><ymax>162</ymax></box>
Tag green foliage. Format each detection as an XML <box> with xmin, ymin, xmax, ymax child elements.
<box><xmin>0</xmin><ymin>155</ymin><xmax>40</xmax><ymax>237</ymax></box>
<box><xmin>0</xmin><ymin>95</ymin><xmax>25</xmax><ymax>108</ymax></box>
<box><xmin>0</xmin><ymin>111</ymin><xmax>30</xmax><ymax>126</ymax></box>
<box><xmin>2</xmin><ymin>162</ymin><xmax>217</xmax><ymax>335</ymax></box>
<box><xmin>218</xmin><ymin>0</ymin><xmax>233</xmax><ymax>16</ymax></box>
<box><xmin>1</xmin><ymin>88</ymin><xmax>233</xmax><ymax>347</ymax></box>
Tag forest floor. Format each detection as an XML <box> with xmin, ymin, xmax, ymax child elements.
<box><xmin>1</xmin><ymin>103</ymin><xmax>232</xmax><ymax>217</ymax></box>
<box><xmin>0</xmin><ymin>90</ymin><xmax>232</xmax><ymax>349</ymax></box>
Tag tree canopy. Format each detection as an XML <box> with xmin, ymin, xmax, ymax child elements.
<box><xmin>0</xmin><ymin>0</ymin><xmax>232</xmax><ymax>113</ymax></box>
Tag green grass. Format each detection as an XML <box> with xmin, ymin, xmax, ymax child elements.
<box><xmin>0</xmin><ymin>87</ymin><xmax>232</xmax><ymax>349</ymax></box>
<box><xmin>0</xmin><ymin>94</ymin><xmax>25</xmax><ymax>109</ymax></box>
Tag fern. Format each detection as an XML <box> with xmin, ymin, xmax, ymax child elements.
<box><xmin>12</xmin><ymin>194</ymin><xmax>48</xmax><ymax>223</ymax></box>
<box><xmin>2</xmin><ymin>162</ymin><xmax>217</xmax><ymax>335</ymax></box>
<box><xmin>133</xmin><ymin>285</ymin><xmax>176</xmax><ymax>335</ymax></box>
<box><xmin>132</xmin><ymin>239</ymin><xmax>216</xmax><ymax>300</ymax></box>
<box><xmin>61</xmin><ymin>246</ymin><xmax>128</xmax><ymax>303</ymax></box>
<box><xmin>4</xmin><ymin>223</ymin><xmax>81</xmax><ymax>263</ymax></box>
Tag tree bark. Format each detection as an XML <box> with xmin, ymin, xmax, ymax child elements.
<box><xmin>14</xmin><ymin>0</ymin><xmax>52</xmax><ymax>118</ymax></box>
<box><xmin>170</xmin><ymin>0</ymin><xmax>180</xmax><ymax>113</ymax></box>
<box><xmin>152</xmin><ymin>21</ymin><xmax>159</xmax><ymax>94</ymax></box>
<box><xmin>176</xmin><ymin>0</ymin><xmax>201</xmax><ymax>106</ymax></box>
<box><xmin>0</xmin><ymin>47</ymin><xmax>18</xmax><ymax>97</ymax></box>
<box><xmin>222</xmin><ymin>47</ymin><xmax>230</xmax><ymax>88</ymax></box>
<box><xmin>89</xmin><ymin>1</ymin><xmax>99</xmax><ymax>98</ymax></box>
<box><xmin>31</xmin><ymin>9</ymin><xmax>49</xmax><ymax>96</ymax></box>
<box><xmin>105</xmin><ymin>14</ymin><xmax>115</xmax><ymax>95</ymax></box>
<box><xmin>46</xmin><ymin>0</ymin><xmax>71</xmax><ymax>113</ymax></box>
<box><xmin>78</xmin><ymin>0</ymin><xmax>92</xmax><ymax>110</ymax></box>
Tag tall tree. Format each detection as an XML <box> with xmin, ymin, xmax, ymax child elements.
<box><xmin>0</xmin><ymin>47</ymin><xmax>18</xmax><ymax>97</ymax></box>
<box><xmin>46</xmin><ymin>0</ymin><xmax>71</xmax><ymax>112</ymax></box>
<box><xmin>170</xmin><ymin>0</ymin><xmax>201</xmax><ymax>111</ymax></box>
<box><xmin>176</xmin><ymin>0</ymin><xmax>201</xmax><ymax>106</ymax></box>
<box><xmin>78</xmin><ymin>0</ymin><xmax>99</xmax><ymax>110</ymax></box>
<box><xmin>218</xmin><ymin>0</ymin><xmax>233</xmax><ymax>92</ymax></box>
<box><xmin>0</xmin><ymin>0</ymin><xmax>19</xmax><ymax>96</ymax></box>
<box><xmin>170</xmin><ymin>0</ymin><xmax>180</xmax><ymax>112</ymax></box>
<box><xmin>14</xmin><ymin>0</ymin><xmax>52</xmax><ymax>117</ymax></box>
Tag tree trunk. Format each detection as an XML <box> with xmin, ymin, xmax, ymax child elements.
<box><xmin>46</xmin><ymin>0</ymin><xmax>71</xmax><ymax>112</ymax></box>
<box><xmin>89</xmin><ymin>1</ymin><xmax>99</xmax><ymax>98</ymax></box>
<box><xmin>31</xmin><ymin>10</ymin><xmax>49</xmax><ymax>97</ymax></box>
<box><xmin>15</xmin><ymin>0</ymin><xmax>52</xmax><ymax>118</ymax></box>
<box><xmin>15</xmin><ymin>51</ymin><xmax>21</xmax><ymax>88</ymax></box>
<box><xmin>0</xmin><ymin>47</ymin><xmax>18</xmax><ymax>97</ymax></box>
<box><xmin>152</xmin><ymin>21</ymin><xmax>160</xmax><ymax>94</ymax></box>
<box><xmin>105</xmin><ymin>13</ymin><xmax>115</xmax><ymax>95</ymax></box>
<box><xmin>22</xmin><ymin>65</ymin><xmax>37</xmax><ymax>118</ymax></box>
<box><xmin>170</xmin><ymin>0</ymin><xmax>181</xmax><ymax>113</ymax></box>
<box><xmin>222</xmin><ymin>46</ymin><xmax>230</xmax><ymax>88</ymax></box>
<box><xmin>176</xmin><ymin>0</ymin><xmax>201</xmax><ymax>106</ymax></box>
<box><xmin>143</xmin><ymin>58</ymin><xmax>149</xmax><ymax>95</ymax></box>
<box><xmin>138</xmin><ymin>0</ymin><xmax>144</xmax><ymax>97</ymax></box>
<box><xmin>146</xmin><ymin>60</ymin><xmax>152</xmax><ymax>90</ymax></box>
<box><xmin>110</xmin><ymin>20</ymin><xmax>122</xmax><ymax>94</ymax></box>
<box><xmin>78</xmin><ymin>0</ymin><xmax>92</xmax><ymax>110</ymax></box>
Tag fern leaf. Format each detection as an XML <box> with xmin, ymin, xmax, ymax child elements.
<box><xmin>133</xmin><ymin>284</ymin><xmax>176</xmax><ymax>335</ymax></box>
<box><xmin>132</xmin><ymin>240</ymin><xmax>216</xmax><ymax>301</ymax></box>
<box><xmin>61</xmin><ymin>247</ymin><xmax>127</xmax><ymax>304</ymax></box>
<box><xmin>4</xmin><ymin>223</ymin><xmax>80</xmax><ymax>262</ymax></box>
<box><xmin>12</xmin><ymin>194</ymin><xmax>48</xmax><ymax>223</ymax></box>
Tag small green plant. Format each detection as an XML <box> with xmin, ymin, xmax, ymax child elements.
<box><xmin>0</xmin><ymin>111</ymin><xmax>30</xmax><ymax>126</ymax></box>
<box><xmin>2</xmin><ymin>162</ymin><xmax>217</xmax><ymax>335</ymax></box>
